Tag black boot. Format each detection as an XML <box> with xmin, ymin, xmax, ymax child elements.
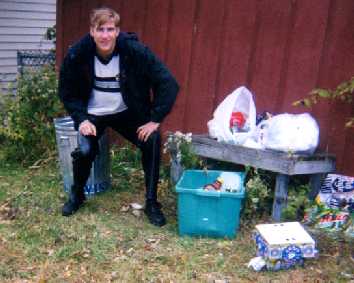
<box><xmin>62</xmin><ymin>185</ymin><xmax>86</xmax><ymax>216</ymax></box>
<box><xmin>144</xmin><ymin>200</ymin><xmax>166</xmax><ymax>227</ymax></box>
<box><xmin>62</xmin><ymin>140</ymin><xmax>96</xmax><ymax>217</ymax></box>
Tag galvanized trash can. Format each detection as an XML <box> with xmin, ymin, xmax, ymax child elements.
<box><xmin>54</xmin><ymin>116</ymin><xmax>111</xmax><ymax>197</ymax></box>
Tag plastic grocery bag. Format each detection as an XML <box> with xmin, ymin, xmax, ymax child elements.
<box><xmin>208</xmin><ymin>86</ymin><xmax>256</xmax><ymax>145</ymax></box>
<box><xmin>260</xmin><ymin>113</ymin><xmax>319</xmax><ymax>154</ymax></box>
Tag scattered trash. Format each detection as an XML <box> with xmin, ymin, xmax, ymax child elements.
<box><xmin>130</xmin><ymin>202</ymin><xmax>144</xmax><ymax>210</ymax></box>
<box><xmin>120</xmin><ymin>205</ymin><xmax>130</xmax><ymax>212</ymax></box>
<box><xmin>220</xmin><ymin>172</ymin><xmax>242</xmax><ymax>192</ymax></box>
<box><xmin>144</xmin><ymin>238</ymin><xmax>160</xmax><ymax>251</ymax></box>
<box><xmin>259</xmin><ymin>113</ymin><xmax>319</xmax><ymax>154</ymax></box>
<box><xmin>0</xmin><ymin>202</ymin><xmax>19</xmax><ymax>221</ymax></box>
<box><xmin>111</xmin><ymin>271</ymin><xmax>118</xmax><ymax>280</ymax></box>
<box><xmin>214</xmin><ymin>280</ymin><xmax>229</xmax><ymax>283</ymax></box>
<box><xmin>146</xmin><ymin>238</ymin><xmax>159</xmax><ymax>243</ymax></box>
<box><xmin>208</xmin><ymin>86</ymin><xmax>256</xmax><ymax>145</ymax></box>
<box><xmin>304</xmin><ymin>174</ymin><xmax>354</xmax><ymax>238</ymax></box>
<box><xmin>247</xmin><ymin>256</ymin><xmax>266</xmax><ymax>271</ymax></box>
<box><xmin>203</xmin><ymin>172</ymin><xmax>242</xmax><ymax>193</ymax></box>
<box><xmin>230</xmin><ymin>111</ymin><xmax>248</xmax><ymax>133</ymax></box>
<box><xmin>203</xmin><ymin>177</ymin><xmax>223</xmax><ymax>191</ymax></box>
<box><xmin>250</xmin><ymin>222</ymin><xmax>317</xmax><ymax>271</ymax></box>
<box><xmin>176</xmin><ymin>170</ymin><xmax>245</xmax><ymax>238</ymax></box>
<box><xmin>316</xmin><ymin>174</ymin><xmax>353</xmax><ymax>212</ymax></box>
<box><xmin>120</xmin><ymin>202</ymin><xmax>144</xmax><ymax>218</ymax></box>
<box><xmin>131</xmin><ymin>210</ymin><xmax>142</xmax><ymax>218</ymax></box>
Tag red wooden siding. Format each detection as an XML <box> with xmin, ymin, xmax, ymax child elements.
<box><xmin>57</xmin><ymin>0</ymin><xmax>354</xmax><ymax>175</ymax></box>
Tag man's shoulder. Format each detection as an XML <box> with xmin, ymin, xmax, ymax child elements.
<box><xmin>66</xmin><ymin>34</ymin><xmax>95</xmax><ymax>61</ymax></box>
<box><xmin>118</xmin><ymin>32</ymin><xmax>146</xmax><ymax>55</ymax></box>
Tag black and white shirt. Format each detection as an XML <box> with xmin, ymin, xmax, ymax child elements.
<box><xmin>87</xmin><ymin>55</ymin><xmax>127</xmax><ymax>115</ymax></box>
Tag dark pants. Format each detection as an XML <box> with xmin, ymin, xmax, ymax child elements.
<box><xmin>71</xmin><ymin>110</ymin><xmax>161</xmax><ymax>201</ymax></box>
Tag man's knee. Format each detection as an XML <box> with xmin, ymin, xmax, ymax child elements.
<box><xmin>71</xmin><ymin>142</ymin><xmax>98</xmax><ymax>161</ymax></box>
<box><xmin>146</xmin><ymin>131</ymin><xmax>161</xmax><ymax>146</ymax></box>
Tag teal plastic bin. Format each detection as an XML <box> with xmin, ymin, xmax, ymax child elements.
<box><xmin>176</xmin><ymin>170</ymin><xmax>245</xmax><ymax>238</ymax></box>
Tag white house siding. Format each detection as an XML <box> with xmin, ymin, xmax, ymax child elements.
<box><xmin>0</xmin><ymin>0</ymin><xmax>56</xmax><ymax>95</ymax></box>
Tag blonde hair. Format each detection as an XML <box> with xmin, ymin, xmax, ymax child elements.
<box><xmin>90</xmin><ymin>7</ymin><xmax>120</xmax><ymax>28</ymax></box>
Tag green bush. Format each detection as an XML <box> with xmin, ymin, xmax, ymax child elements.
<box><xmin>0</xmin><ymin>66</ymin><xmax>65</xmax><ymax>164</ymax></box>
<box><xmin>243</xmin><ymin>168</ymin><xmax>274</xmax><ymax>221</ymax></box>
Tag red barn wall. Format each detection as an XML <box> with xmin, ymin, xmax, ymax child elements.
<box><xmin>56</xmin><ymin>0</ymin><xmax>354</xmax><ymax>175</ymax></box>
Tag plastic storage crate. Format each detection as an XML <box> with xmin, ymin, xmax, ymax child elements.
<box><xmin>176</xmin><ymin>170</ymin><xmax>245</xmax><ymax>238</ymax></box>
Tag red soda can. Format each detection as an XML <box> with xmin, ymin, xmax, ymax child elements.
<box><xmin>230</xmin><ymin>111</ymin><xmax>246</xmax><ymax>130</ymax></box>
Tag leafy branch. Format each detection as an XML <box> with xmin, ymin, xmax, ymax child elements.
<box><xmin>293</xmin><ymin>76</ymin><xmax>354</xmax><ymax>127</ymax></box>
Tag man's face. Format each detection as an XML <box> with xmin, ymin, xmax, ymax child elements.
<box><xmin>90</xmin><ymin>20</ymin><xmax>119</xmax><ymax>58</ymax></box>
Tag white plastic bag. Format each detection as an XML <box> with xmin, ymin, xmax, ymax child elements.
<box><xmin>261</xmin><ymin>113</ymin><xmax>319</xmax><ymax>154</ymax></box>
<box><xmin>207</xmin><ymin>86</ymin><xmax>256</xmax><ymax>145</ymax></box>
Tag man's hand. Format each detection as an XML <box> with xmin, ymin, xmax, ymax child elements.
<box><xmin>137</xmin><ymin>121</ymin><xmax>160</xmax><ymax>142</ymax></box>
<box><xmin>79</xmin><ymin>120</ymin><xmax>97</xmax><ymax>136</ymax></box>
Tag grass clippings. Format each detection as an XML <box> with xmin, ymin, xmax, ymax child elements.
<box><xmin>0</xmin><ymin>161</ymin><xmax>353</xmax><ymax>282</ymax></box>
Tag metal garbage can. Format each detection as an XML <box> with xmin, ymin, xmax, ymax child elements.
<box><xmin>54</xmin><ymin>116</ymin><xmax>111</xmax><ymax>197</ymax></box>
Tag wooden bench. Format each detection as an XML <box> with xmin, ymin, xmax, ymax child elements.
<box><xmin>170</xmin><ymin>134</ymin><xmax>336</xmax><ymax>221</ymax></box>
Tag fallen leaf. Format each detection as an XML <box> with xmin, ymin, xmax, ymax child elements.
<box><xmin>80</xmin><ymin>266</ymin><xmax>87</xmax><ymax>275</ymax></box>
<box><xmin>111</xmin><ymin>271</ymin><xmax>118</xmax><ymax>280</ymax></box>
<box><xmin>120</xmin><ymin>205</ymin><xmax>130</xmax><ymax>212</ymax></box>
<box><xmin>130</xmin><ymin>202</ymin><xmax>144</xmax><ymax>210</ymax></box>
<box><xmin>131</xmin><ymin>210</ymin><xmax>142</xmax><ymax>217</ymax></box>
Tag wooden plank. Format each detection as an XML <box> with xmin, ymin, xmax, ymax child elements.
<box><xmin>0</xmin><ymin>42</ymin><xmax>53</xmax><ymax>50</ymax></box>
<box><xmin>159</xmin><ymin>0</ymin><xmax>196</xmax><ymax>134</ymax></box>
<box><xmin>61</xmin><ymin>0</ymin><xmax>82</xmax><ymax>53</ymax></box>
<box><xmin>99</xmin><ymin>0</ymin><xmax>123</xmax><ymax>12</ymax></box>
<box><xmin>119</xmin><ymin>0</ymin><xmax>146</xmax><ymax>38</ymax></box>
<box><xmin>342</xmin><ymin>119</ymin><xmax>354</xmax><ymax>175</ymax></box>
<box><xmin>0</xmin><ymin>58</ymin><xmax>16</xmax><ymax>66</ymax></box>
<box><xmin>0</xmin><ymin>35</ymin><xmax>49</xmax><ymax>43</ymax></box>
<box><xmin>78</xmin><ymin>0</ymin><xmax>100</xmax><ymax>37</ymax></box>
<box><xmin>272</xmin><ymin>174</ymin><xmax>289</xmax><ymax>221</ymax></box>
<box><xmin>214</xmin><ymin>0</ymin><xmax>257</xmax><ymax>106</ymax></box>
<box><xmin>143</xmin><ymin>0</ymin><xmax>170</xmax><ymax>60</ymax></box>
<box><xmin>322</xmin><ymin>0</ymin><xmax>354</xmax><ymax>175</ymax></box>
<box><xmin>0</xmin><ymin>27</ymin><xmax>49</xmax><ymax>36</ymax></box>
<box><xmin>0</xmin><ymin>18</ymin><xmax>54</xmax><ymax>28</ymax></box>
<box><xmin>291</xmin><ymin>159</ymin><xmax>336</xmax><ymax>175</ymax></box>
<box><xmin>0</xmin><ymin>11</ymin><xmax>56</xmax><ymax>20</ymax></box>
<box><xmin>10</xmin><ymin>0</ymin><xmax>55</xmax><ymax>3</ymax></box>
<box><xmin>191</xmin><ymin>135</ymin><xmax>335</xmax><ymax>175</ymax></box>
<box><xmin>276</xmin><ymin>0</ymin><xmax>330</xmax><ymax>112</ymax></box>
<box><xmin>0</xmin><ymin>66</ymin><xmax>17</xmax><ymax>74</ymax></box>
<box><xmin>183</xmin><ymin>0</ymin><xmax>226</xmax><ymax>133</ymax></box>
<box><xmin>0</xmin><ymin>2</ymin><xmax>56</xmax><ymax>13</ymax></box>
<box><xmin>247</xmin><ymin>0</ymin><xmax>292</xmax><ymax>113</ymax></box>
<box><xmin>309</xmin><ymin>173</ymin><xmax>326</xmax><ymax>200</ymax></box>
<box><xmin>0</xmin><ymin>51</ymin><xmax>17</xmax><ymax>58</ymax></box>
<box><xmin>0</xmin><ymin>73</ymin><xmax>17</xmax><ymax>82</ymax></box>
<box><xmin>169</xmin><ymin>138</ymin><xmax>184</xmax><ymax>184</ymax></box>
<box><xmin>191</xmin><ymin>139</ymin><xmax>295</xmax><ymax>174</ymax></box>
<box><xmin>0</xmin><ymin>82</ymin><xmax>16</xmax><ymax>94</ymax></box>
<box><xmin>56</xmin><ymin>0</ymin><xmax>64</xmax><ymax>67</ymax></box>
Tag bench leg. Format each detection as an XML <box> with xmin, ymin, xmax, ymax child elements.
<box><xmin>170</xmin><ymin>156</ymin><xmax>184</xmax><ymax>185</ymax></box>
<box><xmin>308</xmin><ymin>173</ymin><xmax>326</xmax><ymax>200</ymax></box>
<box><xmin>272</xmin><ymin>174</ymin><xmax>290</xmax><ymax>221</ymax></box>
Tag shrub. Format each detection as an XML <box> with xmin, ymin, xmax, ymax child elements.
<box><xmin>0</xmin><ymin>66</ymin><xmax>65</xmax><ymax>164</ymax></box>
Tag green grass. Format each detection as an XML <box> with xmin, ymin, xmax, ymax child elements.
<box><xmin>0</xmin><ymin>156</ymin><xmax>353</xmax><ymax>282</ymax></box>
